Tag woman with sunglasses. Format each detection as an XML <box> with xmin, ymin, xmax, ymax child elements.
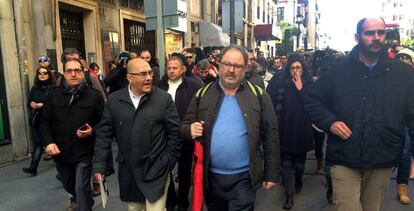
<box><xmin>22</xmin><ymin>67</ymin><xmax>56</xmax><ymax>176</ymax></box>
<box><xmin>266</xmin><ymin>54</ymin><xmax>314</xmax><ymax>209</ymax></box>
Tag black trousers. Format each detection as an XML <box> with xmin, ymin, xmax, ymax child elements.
<box><xmin>281</xmin><ymin>153</ymin><xmax>307</xmax><ymax>195</ymax></box>
<box><xmin>55</xmin><ymin>159</ymin><xmax>93</xmax><ymax>211</ymax></box>
<box><xmin>205</xmin><ymin>171</ymin><xmax>256</xmax><ymax>211</ymax></box>
<box><xmin>177</xmin><ymin>147</ymin><xmax>193</xmax><ymax>208</ymax></box>
<box><xmin>313</xmin><ymin>129</ymin><xmax>325</xmax><ymax>161</ymax></box>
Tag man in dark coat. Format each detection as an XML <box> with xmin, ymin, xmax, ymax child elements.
<box><xmin>157</xmin><ymin>56</ymin><xmax>202</xmax><ymax>211</ymax></box>
<box><xmin>139</xmin><ymin>49</ymin><xmax>161</xmax><ymax>85</ymax></box>
<box><xmin>245</xmin><ymin>48</ymin><xmax>265</xmax><ymax>89</ymax></box>
<box><xmin>93</xmin><ymin>58</ymin><xmax>182</xmax><ymax>211</ymax></box>
<box><xmin>181</xmin><ymin>45</ymin><xmax>280</xmax><ymax>210</ymax></box>
<box><xmin>304</xmin><ymin>17</ymin><xmax>414</xmax><ymax>211</ymax></box>
<box><xmin>41</xmin><ymin>58</ymin><xmax>104</xmax><ymax>211</ymax></box>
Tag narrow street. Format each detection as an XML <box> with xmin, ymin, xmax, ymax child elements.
<box><xmin>1</xmin><ymin>146</ymin><xmax>413</xmax><ymax>211</ymax></box>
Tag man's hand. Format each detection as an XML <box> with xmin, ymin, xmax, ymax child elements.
<box><xmin>45</xmin><ymin>143</ymin><xmax>61</xmax><ymax>156</ymax></box>
<box><xmin>94</xmin><ymin>173</ymin><xmax>105</xmax><ymax>182</ymax></box>
<box><xmin>76</xmin><ymin>123</ymin><xmax>93</xmax><ymax>138</ymax></box>
<box><xmin>330</xmin><ymin>121</ymin><xmax>352</xmax><ymax>140</ymax></box>
<box><xmin>262</xmin><ymin>181</ymin><xmax>277</xmax><ymax>190</ymax></box>
<box><xmin>190</xmin><ymin>121</ymin><xmax>204</xmax><ymax>139</ymax></box>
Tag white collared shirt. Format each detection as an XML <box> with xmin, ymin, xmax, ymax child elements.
<box><xmin>128</xmin><ymin>85</ymin><xmax>145</xmax><ymax>109</ymax></box>
<box><xmin>167</xmin><ymin>78</ymin><xmax>183</xmax><ymax>102</ymax></box>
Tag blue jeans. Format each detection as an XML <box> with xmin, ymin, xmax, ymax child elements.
<box><xmin>397</xmin><ymin>128</ymin><xmax>412</xmax><ymax>184</ymax></box>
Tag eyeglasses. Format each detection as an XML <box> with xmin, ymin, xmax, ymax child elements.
<box><xmin>38</xmin><ymin>72</ymin><xmax>49</xmax><ymax>76</ymax></box>
<box><xmin>185</xmin><ymin>56</ymin><xmax>193</xmax><ymax>59</ymax></box>
<box><xmin>290</xmin><ymin>65</ymin><xmax>302</xmax><ymax>70</ymax></box>
<box><xmin>363</xmin><ymin>29</ymin><xmax>386</xmax><ymax>37</ymax></box>
<box><xmin>129</xmin><ymin>71</ymin><xmax>154</xmax><ymax>78</ymax></box>
<box><xmin>221</xmin><ymin>61</ymin><xmax>245</xmax><ymax>71</ymax></box>
<box><xmin>64</xmin><ymin>68</ymin><xmax>83</xmax><ymax>74</ymax></box>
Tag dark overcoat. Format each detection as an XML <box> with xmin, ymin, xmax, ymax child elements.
<box><xmin>267</xmin><ymin>72</ymin><xmax>314</xmax><ymax>154</ymax></box>
<box><xmin>93</xmin><ymin>86</ymin><xmax>182</xmax><ymax>202</ymax></box>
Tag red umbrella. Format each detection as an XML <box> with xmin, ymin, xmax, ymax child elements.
<box><xmin>192</xmin><ymin>139</ymin><xmax>204</xmax><ymax>211</ymax></box>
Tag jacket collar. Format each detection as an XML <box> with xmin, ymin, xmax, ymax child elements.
<box><xmin>350</xmin><ymin>45</ymin><xmax>391</xmax><ymax>68</ymax></box>
<box><xmin>118</xmin><ymin>85</ymin><xmax>153</xmax><ymax>105</ymax></box>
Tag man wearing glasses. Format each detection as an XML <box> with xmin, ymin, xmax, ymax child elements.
<box><xmin>93</xmin><ymin>58</ymin><xmax>182</xmax><ymax>211</ymax></box>
<box><xmin>41</xmin><ymin>58</ymin><xmax>104</xmax><ymax>211</ymax></box>
<box><xmin>181</xmin><ymin>45</ymin><xmax>280</xmax><ymax>210</ymax></box>
<box><xmin>304</xmin><ymin>17</ymin><xmax>414</xmax><ymax>211</ymax></box>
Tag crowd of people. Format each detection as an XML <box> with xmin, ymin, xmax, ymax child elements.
<box><xmin>22</xmin><ymin>17</ymin><xmax>414</xmax><ymax>211</ymax></box>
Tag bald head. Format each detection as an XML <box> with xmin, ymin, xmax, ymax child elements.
<box><xmin>127</xmin><ymin>58</ymin><xmax>151</xmax><ymax>73</ymax></box>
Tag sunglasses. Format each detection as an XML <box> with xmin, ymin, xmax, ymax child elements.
<box><xmin>185</xmin><ymin>56</ymin><xmax>193</xmax><ymax>59</ymax></box>
<box><xmin>38</xmin><ymin>72</ymin><xmax>49</xmax><ymax>76</ymax></box>
<box><xmin>363</xmin><ymin>29</ymin><xmax>386</xmax><ymax>37</ymax></box>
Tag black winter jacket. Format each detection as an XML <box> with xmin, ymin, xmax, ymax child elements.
<box><xmin>157</xmin><ymin>75</ymin><xmax>203</xmax><ymax>120</ymax></box>
<box><xmin>304</xmin><ymin>45</ymin><xmax>414</xmax><ymax>168</ymax></box>
<box><xmin>40</xmin><ymin>85</ymin><xmax>104</xmax><ymax>163</ymax></box>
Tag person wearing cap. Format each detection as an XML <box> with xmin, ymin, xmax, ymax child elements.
<box><xmin>104</xmin><ymin>51</ymin><xmax>131</xmax><ymax>94</ymax></box>
<box><xmin>39</xmin><ymin>54</ymin><xmax>62</xmax><ymax>81</ymax></box>
<box><xmin>395</xmin><ymin>48</ymin><xmax>414</xmax><ymax>68</ymax></box>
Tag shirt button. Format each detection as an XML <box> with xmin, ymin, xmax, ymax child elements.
<box><xmin>362</xmin><ymin>97</ymin><xmax>367</xmax><ymax>101</ymax></box>
<box><xmin>364</xmin><ymin>75</ymin><xmax>368</xmax><ymax>79</ymax></box>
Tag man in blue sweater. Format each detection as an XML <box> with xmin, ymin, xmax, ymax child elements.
<box><xmin>181</xmin><ymin>45</ymin><xmax>280</xmax><ymax>211</ymax></box>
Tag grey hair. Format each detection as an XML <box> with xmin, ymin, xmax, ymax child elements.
<box><xmin>220</xmin><ymin>45</ymin><xmax>249</xmax><ymax>65</ymax></box>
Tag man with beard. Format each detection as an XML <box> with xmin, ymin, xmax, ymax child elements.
<box><xmin>245</xmin><ymin>48</ymin><xmax>265</xmax><ymax>89</ymax></box>
<box><xmin>181</xmin><ymin>45</ymin><xmax>280</xmax><ymax>210</ymax></box>
<box><xmin>304</xmin><ymin>17</ymin><xmax>414</xmax><ymax>211</ymax></box>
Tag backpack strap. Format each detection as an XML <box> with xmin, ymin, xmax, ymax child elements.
<box><xmin>246</xmin><ymin>81</ymin><xmax>263</xmax><ymax>107</ymax></box>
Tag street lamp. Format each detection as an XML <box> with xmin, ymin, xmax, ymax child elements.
<box><xmin>296</xmin><ymin>14</ymin><xmax>303</xmax><ymax>49</ymax></box>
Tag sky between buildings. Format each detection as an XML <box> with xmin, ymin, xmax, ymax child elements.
<box><xmin>318</xmin><ymin>0</ymin><xmax>382</xmax><ymax>51</ymax></box>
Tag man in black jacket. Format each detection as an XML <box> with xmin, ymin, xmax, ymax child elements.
<box><xmin>181</xmin><ymin>45</ymin><xmax>280</xmax><ymax>210</ymax></box>
<box><xmin>93</xmin><ymin>58</ymin><xmax>182</xmax><ymax>211</ymax></box>
<box><xmin>139</xmin><ymin>49</ymin><xmax>161</xmax><ymax>85</ymax></box>
<box><xmin>41</xmin><ymin>58</ymin><xmax>104</xmax><ymax>211</ymax></box>
<box><xmin>157</xmin><ymin>56</ymin><xmax>202</xmax><ymax>211</ymax></box>
<box><xmin>304</xmin><ymin>17</ymin><xmax>414</xmax><ymax>211</ymax></box>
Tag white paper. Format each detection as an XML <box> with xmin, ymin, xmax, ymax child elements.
<box><xmin>99</xmin><ymin>179</ymin><xmax>109</xmax><ymax>208</ymax></box>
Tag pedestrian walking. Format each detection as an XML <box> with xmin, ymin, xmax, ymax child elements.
<box><xmin>93</xmin><ymin>58</ymin><xmax>182</xmax><ymax>211</ymax></box>
<box><xmin>157</xmin><ymin>56</ymin><xmax>203</xmax><ymax>211</ymax></box>
<box><xmin>22</xmin><ymin>66</ymin><xmax>56</xmax><ymax>176</ymax></box>
<box><xmin>181</xmin><ymin>45</ymin><xmax>281</xmax><ymax>211</ymax></box>
<box><xmin>266</xmin><ymin>54</ymin><xmax>314</xmax><ymax>209</ymax></box>
<box><xmin>304</xmin><ymin>17</ymin><xmax>414</xmax><ymax>211</ymax></box>
<box><xmin>41</xmin><ymin>58</ymin><xmax>104</xmax><ymax>211</ymax></box>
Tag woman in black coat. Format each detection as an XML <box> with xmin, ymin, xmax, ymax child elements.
<box><xmin>22</xmin><ymin>66</ymin><xmax>55</xmax><ymax>176</ymax></box>
<box><xmin>266</xmin><ymin>54</ymin><xmax>314</xmax><ymax>209</ymax></box>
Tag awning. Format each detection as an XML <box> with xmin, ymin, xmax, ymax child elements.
<box><xmin>254</xmin><ymin>24</ymin><xmax>280</xmax><ymax>41</ymax></box>
<box><xmin>199</xmin><ymin>21</ymin><xmax>230</xmax><ymax>47</ymax></box>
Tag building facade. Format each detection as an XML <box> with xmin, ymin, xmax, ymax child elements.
<box><xmin>381</xmin><ymin>0</ymin><xmax>414</xmax><ymax>41</ymax></box>
<box><xmin>0</xmin><ymin>0</ymin><xmax>212</xmax><ymax>165</ymax></box>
